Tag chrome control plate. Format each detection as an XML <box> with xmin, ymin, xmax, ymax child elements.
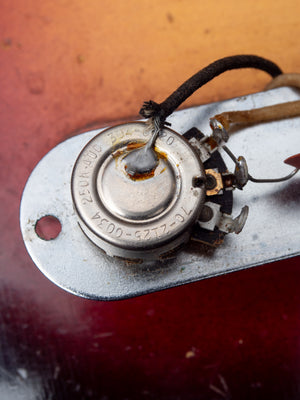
<box><xmin>20</xmin><ymin>87</ymin><xmax>300</xmax><ymax>300</ymax></box>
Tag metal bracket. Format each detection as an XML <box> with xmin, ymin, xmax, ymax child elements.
<box><xmin>20</xmin><ymin>87</ymin><xmax>300</xmax><ymax>300</ymax></box>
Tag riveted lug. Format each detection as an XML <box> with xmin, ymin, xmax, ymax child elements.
<box><xmin>205</xmin><ymin>169</ymin><xmax>224</xmax><ymax>196</ymax></box>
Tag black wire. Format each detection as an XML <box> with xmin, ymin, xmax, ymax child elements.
<box><xmin>140</xmin><ymin>55</ymin><xmax>283</xmax><ymax>122</ymax></box>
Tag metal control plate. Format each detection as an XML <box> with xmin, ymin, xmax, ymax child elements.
<box><xmin>20</xmin><ymin>87</ymin><xmax>300</xmax><ymax>300</ymax></box>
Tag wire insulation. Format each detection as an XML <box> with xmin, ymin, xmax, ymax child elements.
<box><xmin>214</xmin><ymin>101</ymin><xmax>300</xmax><ymax>130</ymax></box>
<box><xmin>265</xmin><ymin>73</ymin><xmax>300</xmax><ymax>90</ymax></box>
<box><xmin>140</xmin><ymin>55</ymin><xmax>282</xmax><ymax>122</ymax></box>
<box><xmin>213</xmin><ymin>73</ymin><xmax>300</xmax><ymax>129</ymax></box>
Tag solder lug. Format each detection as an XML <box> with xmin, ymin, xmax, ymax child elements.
<box><xmin>218</xmin><ymin>206</ymin><xmax>249</xmax><ymax>234</ymax></box>
<box><xmin>197</xmin><ymin>202</ymin><xmax>249</xmax><ymax>235</ymax></box>
<box><xmin>188</xmin><ymin>137</ymin><xmax>211</xmax><ymax>163</ymax></box>
<box><xmin>198</xmin><ymin>202</ymin><xmax>222</xmax><ymax>231</ymax></box>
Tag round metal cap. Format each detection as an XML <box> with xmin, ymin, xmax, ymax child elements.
<box><xmin>71</xmin><ymin>122</ymin><xmax>206</xmax><ymax>261</ymax></box>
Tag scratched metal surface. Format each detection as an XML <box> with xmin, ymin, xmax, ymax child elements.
<box><xmin>20</xmin><ymin>87</ymin><xmax>300</xmax><ymax>300</ymax></box>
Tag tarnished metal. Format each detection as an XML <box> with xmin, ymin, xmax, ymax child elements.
<box><xmin>20</xmin><ymin>87</ymin><xmax>300</xmax><ymax>300</ymax></box>
<box><xmin>71</xmin><ymin>122</ymin><xmax>206</xmax><ymax>261</ymax></box>
<box><xmin>205</xmin><ymin>169</ymin><xmax>224</xmax><ymax>196</ymax></box>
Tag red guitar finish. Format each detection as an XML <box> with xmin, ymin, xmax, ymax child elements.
<box><xmin>285</xmin><ymin>154</ymin><xmax>300</xmax><ymax>169</ymax></box>
<box><xmin>1</xmin><ymin>2</ymin><xmax>300</xmax><ymax>398</ymax></box>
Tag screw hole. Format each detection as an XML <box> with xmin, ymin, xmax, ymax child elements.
<box><xmin>35</xmin><ymin>215</ymin><xmax>62</xmax><ymax>241</ymax></box>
